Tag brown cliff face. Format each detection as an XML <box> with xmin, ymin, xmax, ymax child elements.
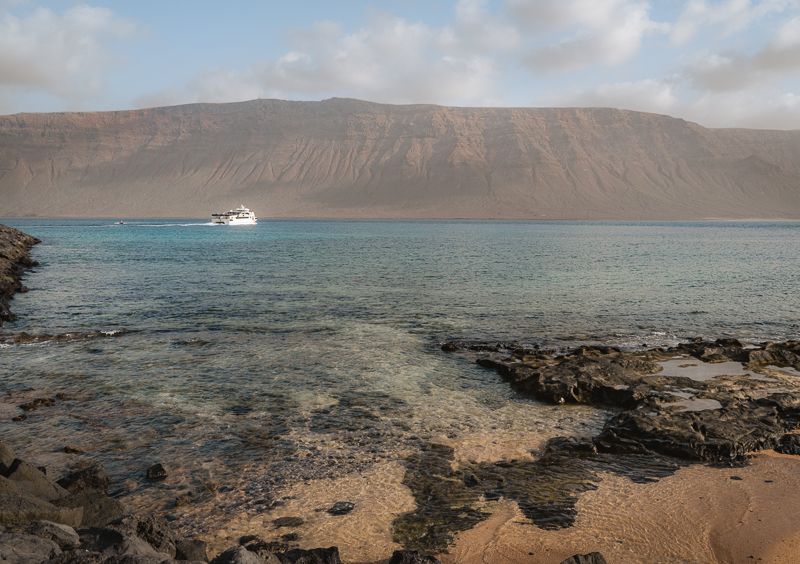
<box><xmin>1</xmin><ymin>98</ymin><xmax>799</xmax><ymax>219</ymax></box>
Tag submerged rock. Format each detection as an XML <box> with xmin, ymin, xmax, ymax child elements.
<box><xmin>389</xmin><ymin>550</ymin><xmax>441</xmax><ymax>564</ymax></box>
<box><xmin>145</xmin><ymin>464</ymin><xmax>167</xmax><ymax>482</ymax></box>
<box><xmin>272</xmin><ymin>517</ymin><xmax>304</xmax><ymax>529</ymax></box>
<box><xmin>325</xmin><ymin>502</ymin><xmax>354</xmax><ymax>516</ymax></box>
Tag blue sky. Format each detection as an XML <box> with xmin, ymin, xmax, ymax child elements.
<box><xmin>2</xmin><ymin>0</ymin><xmax>800</xmax><ymax>129</ymax></box>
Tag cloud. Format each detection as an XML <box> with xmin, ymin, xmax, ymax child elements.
<box><xmin>0</xmin><ymin>4</ymin><xmax>139</xmax><ymax>108</ymax></box>
<box><xmin>538</xmin><ymin>78</ymin><xmax>681</xmax><ymax>115</ymax></box>
<box><xmin>686</xmin><ymin>16</ymin><xmax>800</xmax><ymax>91</ymax></box>
<box><xmin>508</xmin><ymin>0</ymin><xmax>669</xmax><ymax>72</ymax></box>
<box><xmin>671</xmin><ymin>0</ymin><xmax>794</xmax><ymax>45</ymax></box>
<box><xmin>137</xmin><ymin>7</ymin><xmax>508</xmax><ymax>109</ymax></box>
<box><xmin>538</xmin><ymin>77</ymin><xmax>800</xmax><ymax>129</ymax></box>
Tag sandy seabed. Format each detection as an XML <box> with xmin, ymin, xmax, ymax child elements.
<box><xmin>442</xmin><ymin>451</ymin><xmax>800</xmax><ymax>564</ymax></box>
<box><xmin>186</xmin><ymin>450</ymin><xmax>800</xmax><ymax>564</ymax></box>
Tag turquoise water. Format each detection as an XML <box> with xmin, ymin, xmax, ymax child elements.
<box><xmin>1</xmin><ymin>219</ymin><xmax>799</xmax><ymax>551</ymax></box>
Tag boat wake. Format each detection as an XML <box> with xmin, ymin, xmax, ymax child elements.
<box><xmin>109</xmin><ymin>222</ymin><xmax>216</xmax><ymax>227</ymax></box>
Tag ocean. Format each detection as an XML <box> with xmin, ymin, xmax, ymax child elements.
<box><xmin>1</xmin><ymin>218</ymin><xmax>799</xmax><ymax>558</ymax></box>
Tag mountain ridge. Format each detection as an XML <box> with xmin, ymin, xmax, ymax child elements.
<box><xmin>1</xmin><ymin>98</ymin><xmax>799</xmax><ymax>219</ymax></box>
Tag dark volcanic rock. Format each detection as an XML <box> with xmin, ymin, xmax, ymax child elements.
<box><xmin>78</xmin><ymin>515</ymin><xmax>177</xmax><ymax>562</ymax></box>
<box><xmin>19</xmin><ymin>398</ymin><xmax>56</xmax><ymax>412</ymax></box>
<box><xmin>272</xmin><ymin>517</ymin><xmax>304</xmax><ymax>529</ymax></box>
<box><xmin>52</xmin><ymin>489</ymin><xmax>126</xmax><ymax>528</ymax></box>
<box><xmin>325</xmin><ymin>502</ymin><xmax>354</xmax><ymax>516</ymax></box>
<box><xmin>594</xmin><ymin>403</ymin><xmax>789</xmax><ymax>460</ymax></box>
<box><xmin>175</xmin><ymin>539</ymin><xmax>208</xmax><ymax>562</ymax></box>
<box><xmin>145</xmin><ymin>464</ymin><xmax>168</xmax><ymax>482</ymax></box>
<box><xmin>389</xmin><ymin>550</ymin><xmax>441</xmax><ymax>564</ymax></box>
<box><xmin>0</xmin><ymin>490</ymin><xmax>83</xmax><ymax>528</ymax></box>
<box><xmin>775</xmin><ymin>434</ymin><xmax>800</xmax><ymax>455</ymax></box>
<box><xmin>4</xmin><ymin>459</ymin><xmax>70</xmax><ymax>502</ymax></box>
<box><xmin>0</xmin><ymin>224</ymin><xmax>40</xmax><ymax>327</ymax></box>
<box><xmin>241</xmin><ymin>538</ymin><xmax>292</xmax><ymax>560</ymax></box>
<box><xmin>463</xmin><ymin>339</ymin><xmax>800</xmax><ymax>461</ymax></box>
<box><xmin>0</xmin><ymin>532</ymin><xmax>62</xmax><ymax>563</ymax></box>
<box><xmin>20</xmin><ymin>520</ymin><xmax>81</xmax><ymax>550</ymax></box>
<box><xmin>0</xmin><ymin>442</ymin><xmax>17</xmax><ymax>475</ymax></box>
<box><xmin>100</xmin><ymin>515</ymin><xmax>176</xmax><ymax>558</ymax></box>
<box><xmin>210</xmin><ymin>546</ymin><xmax>265</xmax><ymax>564</ymax></box>
<box><xmin>50</xmin><ymin>549</ymin><xmax>106</xmax><ymax>564</ymax></box>
<box><xmin>559</xmin><ymin>553</ymin><xmax>608</xmax><ymax>564</ymax></box>
<box><xmin>276</xmin><ymin>547</ymin><xmax>342</xmax><ymax>564</ymax></box>
<box><xmin>57</xmin><ymin>465</ymin><xmax>111</xmax><ymax>494</ymax></box>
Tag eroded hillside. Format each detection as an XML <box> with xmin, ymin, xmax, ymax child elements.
<box><xmin>1</xmin><ymin>98</ymin><xmax>799</xmax><ymax>219</ymax></box>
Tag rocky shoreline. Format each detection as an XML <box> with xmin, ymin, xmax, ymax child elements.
<box><xmin>442</xmin><ymin>338</ymin><xmax>800</xmax><ymax>463</ymax></box>
<box><xmin>0</xmin><ymin>224</ymin><xmax>40</xmax><ymax>327</ymax></box>
<box><xmin>4</xmin><ymin>223</ymin><xmax>797</xmax><ymax>562</ymax></box>
<box><xmin>0</xmin><ymin>226</ymin><xmax>606</xmax><ymax>564</ymax></box>
<box><xmin>0</xmin><ymin>440</ymin><xmax>606</xmax><ymax>564</ymax></box>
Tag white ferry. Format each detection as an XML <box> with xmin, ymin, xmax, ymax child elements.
<box><xmin>211</xmin><ymin>205</ymin><xmax>257</xmax><ymax>225</ymax></box>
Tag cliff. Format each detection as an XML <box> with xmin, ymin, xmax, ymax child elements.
<box><xmin>1</xmin><ymin>98</ymin><xmax>799</xmax><ymax>219</ymax></box>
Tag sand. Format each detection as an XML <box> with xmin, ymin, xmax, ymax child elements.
<box><xmin>179</xmin><ymin>450</ymin><xmax>800</xmax><ymax>563</ymax></box>
<box><xmin>195</xmin><ymin>461</ymin><xmax>416</xmax><ymax>563</ymax></box>
<box><xmin>442</xmin><ymin>451</ymin><xmax>800</xmax><ymax>564</ymax></box>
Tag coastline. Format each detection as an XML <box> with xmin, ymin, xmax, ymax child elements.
<box><xmin>3</xmin><ymin>224</ymin><xmax>800</xmax><ymax>563</ymax></box>
<box><xmin>0</xmin><ymin>224</ymin><xmax>40</xmax><ymax>327</ymax></box>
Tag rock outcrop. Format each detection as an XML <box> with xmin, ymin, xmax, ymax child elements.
<box><xmin>2</xmin><ymin>99</ymin><xmax>800</xmax><ymax>220</ymax></box>
<box><xmin>0</xmin><ymin>444</ymin><xmax>124</xmax><ymax>530</ymax></box>
<box><xmin>0</xmin><ymin>442</ymin><xmax>358</xmax><ymax>564</ymax></box>
<box><xmin>446</xmin><ymin>339</ymin><xmax>800</xmax><ymax>461</ymax></box>
<box><xmin>0</xmin><ymin>224</ymin><xmax>39</xmax><ymax>326</ymax></box>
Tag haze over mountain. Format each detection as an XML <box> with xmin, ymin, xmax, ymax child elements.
<box><xmin>1</xmin><ymin>98</ymin><xmax>799</xmax><ymax>220</ymax></box>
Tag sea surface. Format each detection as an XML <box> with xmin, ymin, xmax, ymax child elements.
<box><xmin>1</xmin><ymin>218</ymin><xmax>799</xmax><ymax>557</ymax></box>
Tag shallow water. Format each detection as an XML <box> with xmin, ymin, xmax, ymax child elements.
<box><xmin>1</xmin><ymin>219</ymin><xmax>799</xmax><ymax>557</ymax></box>
<box><xmin>656</xmin><ymin>359</ymin><xmax>755</xmax><ymax>381</ymax></box>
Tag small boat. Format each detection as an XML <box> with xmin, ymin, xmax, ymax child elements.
<box><xmin>211</xmin><ymin>205</ymin><xmax>257</xmax><ymax>225</ymax></box>
<box><xmin>118</xmin><ymin>221</ymin><xmax>125</xmax><ymax>224</ymax></box>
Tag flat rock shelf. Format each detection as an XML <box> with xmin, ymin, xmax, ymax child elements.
<box><xmin>443</xmin><ymin>338</ymin><xmax>800</xmax><ymax>461</ymax></box>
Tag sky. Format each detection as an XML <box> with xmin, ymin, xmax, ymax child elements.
<box><xmin>2</xmin><ymin>0</ymin><xmax>800</xmax><ymax>129</ymax></box>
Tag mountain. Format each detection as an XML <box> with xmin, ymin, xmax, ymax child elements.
<box><xmin>1</xmin><ymin>98</ymin><xmax>799</xmax><ymax>219</ymax></box>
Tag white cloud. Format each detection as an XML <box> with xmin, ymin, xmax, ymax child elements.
<box><xmin>508</xmin><ymin>0</ymin><xmax>669</xmax><ymax>73</ymax></box>
<box><xmin>0</xmin><ymin>5</ymin><xmax>139</xmax><ymax>108</ymax></box>
<box><xmin>686</xmin><ymin>88</ymin><xmax>800</xmax><ymax>128</ymax></box>
<box><xmin>538</xmin><ymin>78</ymin><xmax>681</xmax><ymax>115</ymax></box>
<box><xmin>671</xmin><ymin>0</ymin><xmax>795</xmax><ymax>45</ymax></box>
<box><xmin>443</xmin><ymin>0</ymin><xmax>522</xmax><ymax>54</ymax></box>
<box><xmin>685</xmin><ymin>16</ymin><xmax>800</xmax><ymax>91</ymax></box>
<box><xmin>137</xmin><ymin>9</ymin><xmax>507</xmax><ymax>109</ymax></box>
<box><xmin>538</xmin><ymin>77</ymin><xmax>800</xmax><ymax>129</ymax></box>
